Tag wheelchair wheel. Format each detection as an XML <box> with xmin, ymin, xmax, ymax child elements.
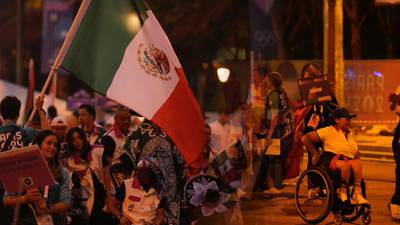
<box><xmin>337</xmin><ymin>179</ymin><xmax>368</xmax><ymax>223</ymax></box>
<box><xmin>338</xmin><ymin>204</ymin><xmax>365</xmax><ymax>223</ymax></box>
<box><xmin>362</xmin><ymin>210</ymin><xmax>371</xmax><ymax>225</ymax></box>
<box><xmin>295</xmin><ymin>167</ymin><xmax>334</xmax><ymax>224</ymax></box>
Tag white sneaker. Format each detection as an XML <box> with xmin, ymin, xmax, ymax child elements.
<box><xmin>263</xmin><ymin>187</ymin><xmax>282</xmax><ymax>195</ymax></box>
<box><xmin>338</xmin><ymin>189</ymin><xmax>348</xmax><ymax>202</ymax></box>
<box><xmin>351</xmin><ymin>191</ymin><xmax>368</xmax><ymax>205</ymax></box>
<box><xmin>389</xmin><ymin>203</ymin><xmax>400</xmax><ymax>219</ymax></box>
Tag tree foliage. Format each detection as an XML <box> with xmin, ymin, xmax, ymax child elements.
<box><xmin>0</xmin><ymin>0</ymin><xmax>400</xmax><ymax>86</ymax></box>
<box><xmin>148</xmin><ymin>0</ymin><xmax>249</xmax><ymax>68</ymax></box>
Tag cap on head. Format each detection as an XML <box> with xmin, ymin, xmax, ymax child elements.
<box><xmin>331</xmin><ymin>107</ymin><xmax>356</xmax><ymax>119</ymax></box>
<box><xmin>51</xmin><ymin>116</ymin><xmax>67</xmax><ymax>127</ymax></box>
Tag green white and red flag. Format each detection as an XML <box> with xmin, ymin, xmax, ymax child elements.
<box><xmin>61</xmin><ymin>0</ymin><xmax>205</xmax><ymax>164</ymax></box>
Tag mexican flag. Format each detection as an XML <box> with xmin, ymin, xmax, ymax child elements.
<box><xmin>61</xmin><ymin>0</ymin><xmax>205</xmax><ymax>164</ymax></box>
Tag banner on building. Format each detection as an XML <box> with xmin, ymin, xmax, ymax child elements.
<box><xmin>265</xmin><ymin>60</ymin><xmax>399</xmax><ymax>123</ymax></box>
<box><xmin>344</xmin><ymin>60</ymin><xmax>399</xmax><ymax>123</ymax></box>
<box><xmin>249</xmin><ymin>0</ymin><xmax>277</xmax><ymax>59</ymax></box>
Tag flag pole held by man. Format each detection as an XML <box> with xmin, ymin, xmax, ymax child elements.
<box><xmin>51</xmin><ymin>0</ymin><xmax>205</xmax><ymax>165</ymax></box>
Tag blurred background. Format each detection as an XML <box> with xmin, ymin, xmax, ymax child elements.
<box><xmin>0</xmin><ymin>0</ymin><xmax>399</xmax><ymax>135</ymax></box>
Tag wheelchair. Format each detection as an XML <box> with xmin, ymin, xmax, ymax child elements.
<box><xmin>295</xmin><ymin>165</ymin><xmax>371</xmax><ymax>225</ymax></box>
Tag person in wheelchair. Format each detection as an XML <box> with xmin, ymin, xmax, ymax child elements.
<box><xmin>302</xmin><ymin>107</ymin><xmax>368</xmax><ymax>205</ymax></box>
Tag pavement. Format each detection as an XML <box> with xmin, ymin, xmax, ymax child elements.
<box><xmin>239</xmin><ymin>179</ymin><xmax>395</xmax><ymax>225</ymax></box>
<box><xmin>202</xmin><ymin>160</ymin><xmax>399</xmax><ymax>225</ymax></box>
<box><xmin>357</xmin><ymin>134</ymin><xmax>394</xmax><ymax>162</ymax></box>
<box><xmin>195</xmin><ymin>134</ymin><xmax>397</xmax><ymax>224</ymax></box>
<box><xmin>244</xmin><ymin>160</ymin><xmax>397</xmax><ymax>225</ymax></box>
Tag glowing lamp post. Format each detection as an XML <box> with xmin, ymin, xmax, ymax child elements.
<box><xmin>217</xmin><ymin>67</ymin><xmax>230</xmax><ymax>83</ymax></box>
<box><xmin>126</xmin><ymin>13</ymin><xmax>141</xmax><ymax>33</ymax></box>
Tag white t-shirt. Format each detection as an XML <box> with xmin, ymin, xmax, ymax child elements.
<box><xmin>317</xmin><ymin>126</ymin><xmax>358</xmax><ymax>158</ymax></box>
<box><xmin>209</xmin><ymin>120</ymin><xmax>242</xmax><ymax>156</ymax></box>
<box><xmin>122</xmin><ymin>178</ymin><xmax>160</xmax><ymax>225</ymax></box>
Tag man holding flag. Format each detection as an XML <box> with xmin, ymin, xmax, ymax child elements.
<box><xmin>60</xmin><ymin>0</ymin><xmax>204</xmax><ymax>167</ymax></box>
<box><xmin>30</xmin><ymin>0</ymin><xmax>205</xmax><ymax>224</ymax></box>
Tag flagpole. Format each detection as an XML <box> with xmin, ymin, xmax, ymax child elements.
<box><xmin>24</xmin><ymin>0</ymin><xmax>91</xmax><ymax>128</ymax></box>
<box><xmin>49</xmin><ymin>71</ymin><xmax>57</xmax><ymax>106</ymax></box>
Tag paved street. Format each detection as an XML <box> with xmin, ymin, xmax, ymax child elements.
<box><xmin>208</xmin><ymin>160</ymin><xmax>399</xmax><ymax>225</ymax></box>
<box><xmin>240</xmin><ymin>179</ymin><xmax>394</xmax><ymax>225</ymax></box>
<box><xmin>357</xmin><ymin>134</ymin><xmax>394</xmax><ymax>162</ymax></box>
<box><xmin>237</xmin><ymin>134</ymin><xmax>398</xmax><ymax>225</ymax></box>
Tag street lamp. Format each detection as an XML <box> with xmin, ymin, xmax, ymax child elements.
<box><xmin>217</xmin><ymin>67</ymin><xmax>230</xmax><ymax>83</ymax></box>
<box><xmin>125</xmin><ymin>13</ymin><xmax>141</xmax><ymax>34</ymax></box>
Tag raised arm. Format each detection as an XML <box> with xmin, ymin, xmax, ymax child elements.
<box><xmin>35</xmin><ymin>96</ymin><xmax>50</xmax><ymax>130</ymax></box>
<box><xmin>301</xmin><ymin>131</ymin><xmax>321</xmax><ymax>165</ymax></box>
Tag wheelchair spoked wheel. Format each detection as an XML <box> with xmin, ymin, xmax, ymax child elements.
<box><xmin>333</xmin><ymin>179</ymin><xmax>370</xmax><ymax>224</ymax></box>
<box><xmin>333</xmin><ymin>203</ymin><xmax>371</xmax><ymax>224</ymax></box>
<box><xmin>295</xmin><ymin>167</ymin><xmax>334</xmax><ymax>224</ymax></box>
<box><xmin>334</xmin><ymin>203</ymin><xmax>364</xmax><ymax>223</ymax></box>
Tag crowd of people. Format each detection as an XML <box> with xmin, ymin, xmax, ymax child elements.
<box><xmin>0</xmin><ymin>94</ymin><xmax>245</xmax><ymax>225</ymax></box>
<box><xmin>0</xmin><ymin>67</ymin><xmax>398</xmax><ymax>225</ymax></box>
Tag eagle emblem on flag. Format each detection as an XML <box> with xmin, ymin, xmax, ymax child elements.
<box><xmin>137</xmin><ymin>43</ymin><xmax>171</xmax><ymax>80</ymax></box>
